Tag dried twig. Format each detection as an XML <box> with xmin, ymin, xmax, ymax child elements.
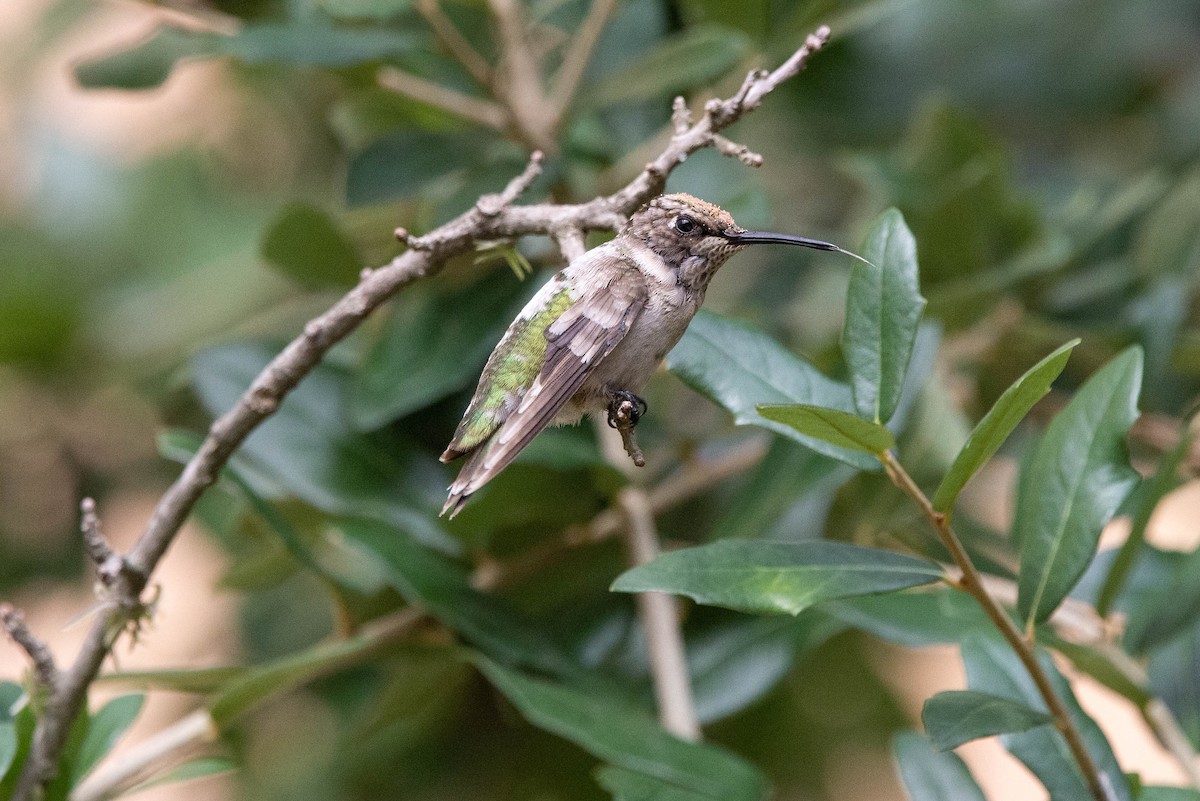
<box><xmin>548</xmin><ymin>0</ymin><xmax>617</xmax><ymax>121</ymax></box>
<box><xmin>11</xmin><ymin>31</ymin><xmax>834</xmax><ymax>800</ymax></box>
<box><xmin>1</xmin><ymin>605</ymin><xmax>58</xmax><ymax>690</ymax></box>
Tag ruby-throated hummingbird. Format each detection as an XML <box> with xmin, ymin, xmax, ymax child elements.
<box><xmin>440</xmin><ymin>193</ymin><xmax>863</xmax><ymax>517</ymax></box>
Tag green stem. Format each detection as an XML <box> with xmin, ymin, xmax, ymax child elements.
<box><xmin>881</xmin><ymin>451</ymin><xmax>1111</xmax><ymax>801</ymax></box>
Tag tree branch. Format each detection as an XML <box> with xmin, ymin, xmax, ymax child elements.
<box><xmin>415</xmin><ymin>0</ymin><xmax>493</xmax><ymax>87</ymax></box>
<box><xmin>11</xmin><ymin>31</ymin><xmax>833</xmax><ymax>799</ymax></box>
<box><xmin>618</xmin><ymin>487</ymin><xmax>700</xmax><ymax>741</ymax></box>
<box><xmin>377</xmin><ymin>66</ymin><xmax>508</xmax><ymax>131</ymax></box>
<box><xmin>881</xmin><ymin>451</ymin><xmax>1114</xmax><ymax>801</ymax></box>
<box><xmin>547</xmin><ymin>0</ymin><xmax>617</xmax><ymax>124</ymax></box>
<box><xmin>1</xmin><ymin>605</ymin><xmax>58</xmax><ymax>690</ymax></box>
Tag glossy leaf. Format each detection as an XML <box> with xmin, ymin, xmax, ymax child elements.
<box><xmin>667</xmin><ymin>311</ymin><xmax>877</xmax><ymax>470</ymax></box>
<box><xmin>962</xmin><ymin>635</ymin><xmax>1132</xmax><ymax>801</ymax></box>
<box><xmin>922</xmin><ymin>690</ymin><xmax>1051</xmax><ymax>750</ymax></box>
<box><xmin>933</xmin><ymin>339</ymin><xmax>1079</xmax><ymax>512</ymax></box>
<box><xmin>584</xmin><ymin>25</ymin><xmax>750</xmax><ymax>110</ymax></box>
<box><xmin>892</xmin><ymin>731</ymin><xmax>986</xmax><ymax>801</ymax></box>
<box><xmin>1139</xmin><ymin>789</ymin><xmax>1200</xmax><ymax>801</ymax></box>
<box><xmin>76</xmin><ymin>20</ymin><xmax>423</xmax><ymax>89</ymax></box>
<box><xmin>756</xmin><ymin>404</ymin><xmax>895</xmax><ymax>455</ymax></box>
<box><xmin>72</xmin><ymin>694</ymin><xmax>145</xmax><ymax>784</ymax></box>
<box><xmin>842</xmin><ymin>208</ymin><xmax>926</xmax><ymax>424</ymax></box>
<box><xmin>478</xmin><ymin>660</ymin><xmax>769</xmax><ymax>801</ymax></box>
<box><xmin>260</xmin><ymin>203</ymin><xmax>362</xmax><ymax>289</ymax></box>
<box><xmin>350</xmin><ymin>276</ymin><xmax>528</xmax><ymax>429</ymax></box>
<box><xmin>1016</xmin><ymin>346</ymin><xmax>1143</xmax><ymax>626</ymax></box>
<box><xmin>612</xmin><ymin>540</ymin><xmax>943</xmax><ymax>616</ymax></box>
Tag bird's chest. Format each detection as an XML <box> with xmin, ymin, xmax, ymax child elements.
<box><xmin>593</xmin><ymin>284</ymin><xmax>700</xmax><ymax>390</ymax></box>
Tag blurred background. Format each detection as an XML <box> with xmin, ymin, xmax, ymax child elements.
<box><xmin>2</xmin><ymin>0</ymin><xmax>1200</xmax><ymax>799</ymax></box>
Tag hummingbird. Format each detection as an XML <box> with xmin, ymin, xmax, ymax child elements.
<box><xmin>440</xmin><ymin>193</ymin><xmax>863</xmax><ymax>517</ymax></box>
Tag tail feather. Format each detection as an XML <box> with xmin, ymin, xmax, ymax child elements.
<box><xmin>440</xmin><ymin>440</ymin><xmax>503</xmax><ymax>518</ymax></box>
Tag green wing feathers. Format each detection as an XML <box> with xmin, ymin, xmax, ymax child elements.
<box><xmin>440</xmin><ymin>285</ymin><xmax>574</xmax><ymax>461</ymax></box>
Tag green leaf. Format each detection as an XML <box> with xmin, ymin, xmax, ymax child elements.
<box><xmin>611</xmin><ymin>540</ymin><xmax>943</xmax><ymax>616</ymax></box>
<box><xmin>961</xmin><ymin>635</ymin><xmax>1132</xmax><ymax>801</ymax></box>
<box><xmin>72</xmin><ymin>694</ymin><xmax>145</xmax><ymax>784</ymax></box>
<box><xmin>583</xmin><ymin>25</ymin><xmax>750</xmax><ymax>110</ymax></box>
<box><xmin>478</xmin><ymin>660</ymin><xmax>769</xmax><ymax>801</ymax></box>
<box><xmin>1016</xmin><ymin>346</ymin><xmax>1143</xmax><ymax>626</ymax></box>
<box><xmin>1139</xmin><ymin>787</ymin><xmax>1200</xmax><ymax>801</ymax></box>
<box><xmin>125</xmin><ymin>756</ymin><xmax>237</xmax><ymax>795</ymax></box>
<box><xmin>922</xmin><ymin>690</ymin><xmax>1051</xmax><ymax>751</ymax></box>
<box><xmin>75</xmin><ymin>27</ymin><xmax>199</xmax><ymax>89</ymax></box>
<box><xmin>340</xmin><ymin>519</ymin><xmax>576</xmax><ymax>675</ymax></box>
<box><xmin>688</xmin><ymin>615</ymin><xmax>844</xmax><ymax>723</ymax></box>
<box><xmin>1134</xmin><ymin>166</ymin><xmax>1200</xmax><ymax>277</ymax></box>
<box><xmin>97</xmin><ymin>666</ymin><xmax>244</xmax><ymax>694</ymax></box>
<box><xmin>1107</xmin><ymin>420</ymin><xmax>1195</xmax><ymax>644</ymax></box>
<box><xmin>892</xmin><ymin>731</ymin><xmax>986</xmax><ymax>801</ymax></box>
<box><xmin>76</xmin><ymin>20</ymin><xmax>423</xmax><ymax>89</ymax></box>
<box><xmin>349</xmin><ymin>275</ymin><xmax>528</xmax><ymax>429</ymax></box>
<box><xmin>0</xmin><ymin>683</ymin><xmax>31</xmax><ymax>792</ymax></box>
<box><xmin>667</xmin><ymin>311</ymin><xmax>878</xmax><ymax>470</ymax></box>
<box><xmin>842</xmin><ymin>208</ymin><xmax>926</xmax><ymax>424</ymax></box>
<box><xmin>260</xmin><ymin>203</ymin><xmax>362</xmax><ymax>289</ymax></box>
<box><xmin>756</xmin><ymin>404</ymin><xmax>894</xmax><ymax>455</ymax></box>
<box><xmin>1147</xmin><ymin>623</ymin><xmax>1200</xmax><ymax>748</ymax></box>
<box><xmin>318</xmin><ymin>0</ymin><xmax>411</xmax><ymax>19</ymax></box>
<box><xmin>932</xmin><ymin>339</ymin><xmax>1079</xmax><ymax>512</ymax></box>
<box><xmin>346</xmin><ymin>130</ymin><xmax>480</xmax><ymax>206</ymax></box>
<box><xmin>595</xmin><ymin>765</ymin><xmax>715</xmax><ymax>801</ymax></box>
<box><xmin>190</xmin><ymin>343</ymin><xmax>455</xmax><ymax>554</ymax></box>
<box><xmin>825</xmin><ymin>588</ymin><xmax>992</xmax><ymax>648</ymax></box>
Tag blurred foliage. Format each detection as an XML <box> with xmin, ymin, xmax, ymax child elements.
<box><xmin>4</xmin><ymin>0</ymin><xmax>1200</xmax><ymax>799</ymax></box>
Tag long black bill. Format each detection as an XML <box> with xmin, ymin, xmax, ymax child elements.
<box><xmin>724</xmin><ymin>231</ymin><xmax>870</xmax><ymax>264</ymax></box>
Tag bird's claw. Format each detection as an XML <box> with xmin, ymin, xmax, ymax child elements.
<box><xmin>606</xmin><ymin>390</ymin><xmax>648</xmax><ymax>428</ymax></box>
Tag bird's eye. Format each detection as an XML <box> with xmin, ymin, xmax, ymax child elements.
<box><xmin>674</xmin><ymin>215</ymin><xmax>697</xmax><ymax>234</ymax></box>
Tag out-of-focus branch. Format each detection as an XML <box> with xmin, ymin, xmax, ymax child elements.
<box><xmin>618</xmin><ymin>488</ymin><xmax>700</xmax><ymax>741</ymax></box>
<box><xmin>548</xmin><ymin>0</ymin><xmax>617</xmax><ymax>121</ymax></box>
<box><xmin>11</xmin><ymin>30</ymin><xmax>834</xmax><ymax>800</ymax></box>
<box><xmin>487</xmin><ymin>0</ymin><xmax>555</xmax><ymax>151</ymax></box>
<box><xmin>377</xmin><ymin>66</ymin><xmax>508</xmax><ymax>130</ymax></box>
<box><xmin>416</xmin><ymin>0</ymin><xmax>493</xmax><ymax>86</ymax></box>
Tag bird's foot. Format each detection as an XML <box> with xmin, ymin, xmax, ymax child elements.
<box><xmin>606</xmin><ymin>390</ymin><xmax>647</xmax><ymax>468</ymax></box>
<box><xmin>606</xmin><ymin>390</ymin><xmax>648</xmax><ymax>429</ymax></box>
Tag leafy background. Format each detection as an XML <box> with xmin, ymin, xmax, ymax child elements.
<box><xmin>2</xmin><ymin>0</ymin><xmax>1200</xmax><ymax>799</ymax></box>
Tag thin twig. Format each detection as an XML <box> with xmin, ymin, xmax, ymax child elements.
<box><xmin>1</xmin><ymin>605</ymin><xmax>59</xmax><ymax>689</ymax></box>
<box><xmin>618</xmin><ymin>488</ymin><xmax>700</xmax><ymax>740</ymax></box>
<box><xmin>882</xmin><ymin>451</ymin><xmax>1112</xmax><ymax>801</ymax></box>
<box><xmin>70</xmin><ymin>709</ymin><xmax>217</xmax><ymax>801</ymax></box>
<box><xmin>13</xmin><ymin>33</ymin><xmax>832</xmax><ymax>799</ymax></box>
<box><xmin>415</xmin><ymin>0</ymin><xmax>493</xmax><ymax>86</ymax></box>
<box><xmin>487</xmin><ymin>0</ymin><xmax>555</xmax><ymax>150</ymax></box>
<box><xmin>377</xmin><ymin>66</ymin><xmax>508</xmax><ymax>130</ymax></box>
<box><xmin>547</xmin><ymin>0</ymin><xmax>617</xmax><ymax>122</ymax></box>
